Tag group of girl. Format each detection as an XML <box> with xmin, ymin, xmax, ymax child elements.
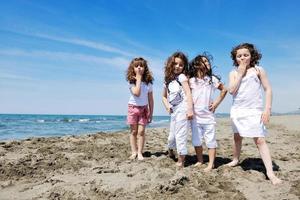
<box><xmin>125</xmin><ymin>43</ymin><xmax>282</xmax><ymax>185</ymax></box>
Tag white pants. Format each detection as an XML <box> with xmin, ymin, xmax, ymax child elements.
<box><xmin>168</xmin><ymin>105</ymin><xmax>189</xmax><ymax>155</ymax></box>
<box><xmin>191</xmin><ymin>122</ymin><xmax>217</xmax><ymax>148</ymax></box>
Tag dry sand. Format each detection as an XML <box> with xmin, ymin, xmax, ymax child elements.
<box><xmin>0</xmin><ymin>115</ymin><xmax>299</xmax><ymax>200</ymax></box>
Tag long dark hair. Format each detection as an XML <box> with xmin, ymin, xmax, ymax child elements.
<box><xmin>164</xmin><ymin>51</ymin><xmax>189</xmax><ymax>84</ymax></box>
<box><xmin>189</xmin><ymin>52</ymin><xmax>220</xmax><ymax>82</ymax></box>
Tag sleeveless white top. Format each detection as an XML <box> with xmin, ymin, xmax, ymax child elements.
<box><xmin>232</xmin><ymin>66</ymin><xmax>263</xmax><ymax>110</ymax></box>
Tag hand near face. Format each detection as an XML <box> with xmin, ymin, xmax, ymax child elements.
<box><xmin>237</xmin><ymin>60</ymin><xmax>248</xmax><ymax>76</ymax></box>
<box><xmin>135</xmin><ymin>70</ymin><xmax>142</xmax><ymax>80</ymax></box>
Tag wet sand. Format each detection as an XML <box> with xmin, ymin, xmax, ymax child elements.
<box><xmin>0</xmin><ymin>115</ymin><xmax>299</xmax><ymax>200</ymax></box>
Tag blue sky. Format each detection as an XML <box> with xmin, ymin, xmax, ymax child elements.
<box><xmin>0</xmin><ymin>0</ymin><xmax>299</xmax><ymax>115</ymax></box>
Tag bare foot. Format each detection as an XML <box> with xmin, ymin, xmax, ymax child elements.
<box><xmin>226</xmin><ymin>159</ymin><xmax>239</xmax><ymax>167</ymax></box>
<box><xmin>203</xmin><ymin>165</ymin><xmax>214</xmax><ymax>172</ymax></box>
<box><xmin>129</xmin><ymin>153</ymin><xmax>137</xmax><ymax>160</ymax></box>
<box><xmin>268</xmin><ymin>174</ymin><xmax>282</xmax><ymax>185</ymax></box>
<box><xmin>194</xmin><ymin>162</ymin><xmax>203</xmax><ymax>167</ymax></box>
<box><xmin>176</xmin><ymin>162</ymin><xmax>184</xmax><ymax>168</ymax></box>
<box><xmin>137</xmin><ymin>153</ymin><xmax>144</xmax><ymax>161</ymax></box>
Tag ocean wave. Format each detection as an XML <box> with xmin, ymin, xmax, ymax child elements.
<box><xmin>79</xmin><ymin>119</ymin><xmax>90</xmax><ymax>122</ymax></box>
<box><xmin>62</xmin><ymin>118</ymin><xmax>72</xmax><ymax>122</ymax></box>
<box><xmin>151</xmin><ymin>119</ymin><xmax>170</xmax><ymax>124</ymax></box>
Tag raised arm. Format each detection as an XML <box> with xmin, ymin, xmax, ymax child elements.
<box><xmin>228</xmin><ymin>62</ymin><xmax>247</xmax><ymax>95</ymax></box>
<box><xmin>130</xmin><ymin>72</ymin><xmax>142</xmax><ymax>96</ymax></box>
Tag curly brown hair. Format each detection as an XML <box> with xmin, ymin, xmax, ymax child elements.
<box><xmin>164</xmin><ymin>52</ymin><xmax>189</xmax><ymax>84</ymax></box>
<box><xmin>126</xmin><ymin>57</ymin><xmax>154</xmax><ymax>84</ymax></box>
<box><xmin>231</xmin><ymin>43</ymin><xmax>262</xmax><ymax>68</ymax></box>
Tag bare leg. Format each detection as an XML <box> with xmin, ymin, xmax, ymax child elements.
<box><xmin>137</xmin><ymin>124</ymin><xmax>146</xmax><ymax>160</ymax></box>
<box><xmin>204</xmin><ymin>148</ymin><xmax>216</xmax><ymax>172</ymax></box>
<box><xmin>254</xmin><ymin>137</ymin><xmax>282</xmax><ymax>185</ymax></box>
<box><xmin>194</xmin><ymin>146</ymin><xmax>203</xmax><ymax>166</ymax></box>
<box><xmin>129</xmin><ymin>125</ymin><xmax>138</xmax><ymax>160</ymax></box>
<box><xmin>227</xmin><ymin>133</ymin><xmax>243</xmax><ymax>167</ymax></box>
<box><xmin>176</xmin><ymin>155</ymin><xmax>185</xmax><ymax>168</ymax></box>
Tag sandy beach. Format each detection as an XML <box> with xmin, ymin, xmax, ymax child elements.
<box><xmin>0</xmin><ymin>115</ymin><xmax>299</xmax><ymax>200</ymax></box>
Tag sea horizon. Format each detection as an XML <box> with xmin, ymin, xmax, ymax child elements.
<box><xmin>1</xmin><ymin>113</ymin><xmax>299</xmax><ymax>141</ymax></box>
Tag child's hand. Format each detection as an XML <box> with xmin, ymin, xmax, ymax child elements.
<box><xmin>166</xmin><ymin>106</ymin><xmax>173</xmax><ymax>115</ymax></box>
<box><xmin>261</xmin><ymin>109</ymin><xmax>271</xmax><ymax>124</ymax></box>
<box><xmin>209</xmin><ymin>102</ymin><xmax>217</xmax><ymax>113</ymax></box>
<box><xmin>135</xmin><ymin>70</ymin><xmax>143</xmax><ymax>80</ymax></box>
<box><xmin>186</xmin><ymin>109</ymin><xmax>193</xmax><ymax>120</ymax></box>
<box><xmin>237</xmin><ymin>60</ymin><xmax>247</xmax><ymax>76</ymax></box>
<box><xmin>148</xmin><ymin>114</ymin><xmax>152</xmax><ymax>123</ymax></box>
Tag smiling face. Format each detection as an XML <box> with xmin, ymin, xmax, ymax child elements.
<box><xmin>236</xmin><ymin>48</ymin><xmax>251</xmax><ymax>67</ymax></box>
<box><xmin>173</xmin><ymin>57</ymin><xmax>184</xmax><ymax>75</ymax></box>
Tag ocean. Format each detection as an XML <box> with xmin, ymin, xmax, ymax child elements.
<box><xmin>0</xmin><ymin>113</ymin><xmax>229</xmax><ymax>141</ymax></box>
<box><xmin>0</xmin><ymin>114</ymin><xmax>171</xmax><ymax>141</ymax></box>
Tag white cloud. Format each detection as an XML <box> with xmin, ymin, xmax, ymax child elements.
<box><xmin>0</xmin><ymin>72</ymin><xmax>34</xmax><ymax>81</ymax></box>
<box><xmin>35</xmin><ymin>33</ymin><xmax>137</xmax><ymax>57</ymax></box>
<box><xmin>0</xmin><ymin>49</ymin><xmax>129</xmax><ymax>70</ymax></box>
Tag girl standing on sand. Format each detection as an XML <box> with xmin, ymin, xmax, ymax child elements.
<box><xmin>189</xmin><ymin>53</ymin><xmax>227</xmax><ymax>172</ymax></box>
<box><xmin>226</xmin><ymin>43</ymin><xmax>282</xmax><ymax>185</ymax></box>
<box><xmin>126</xmin><ymin>57</ymin><xmax>154</xmax><ymax>161</ymax></box>
<box><xmin>162</xmin><ymin>51</ymin><xmax>193</xmax><ymax>167</ymax></box>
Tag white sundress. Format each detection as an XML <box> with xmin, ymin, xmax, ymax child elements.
<box><xmin>230</xmin><ymin>66</ymin><xmax>267</xmax><ymax>137</ymax></box>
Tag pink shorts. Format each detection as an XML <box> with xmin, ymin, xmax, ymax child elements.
<box><xmin>127</xmin><ymin>104</ymin><xmax>149</xmax><ymax>126</ymax></box>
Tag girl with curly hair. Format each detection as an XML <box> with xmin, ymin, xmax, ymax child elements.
<box><xmin>162</xmin><ymin>51</ymin><xmax>193</xmax><ymax>167</ymax></box>
<box><xmin>126</xmin><ymin>57</ymin><xmax>154</xmax><ymax>161</ymax></box>
<box><xmin>189</xmin><ymin>53</ymin><xmax>227</xmax><ymax>172</ymax></box>
<box><xmin>226</xmin><ymin>43</ymin><xmax>282</xmax><ymax>185</ymax></box>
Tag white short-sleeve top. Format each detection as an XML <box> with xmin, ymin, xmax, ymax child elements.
<box><xmin>165</xmin><ymin>74</ymin><xmax>187</xmax><ymax>107</ymax></box>
<box><xmin>128</xmin><ymin>82</ymin><xmax>153</xmax><ymax>106</ymax></box>
<box><xmin>189</xmin><ymin>75</ymin><xmax>221</xmax><ymax>124</ymax></box>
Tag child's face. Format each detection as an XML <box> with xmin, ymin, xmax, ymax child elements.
<box><xmin>236</xmin><ymin>48</ymin><xmax>251</xmax><ymax>66</ymax></box>
<box><xmin>201</xmin><ymin>57</ymin><xmax>210</xmax><ymax>70</ymax></box>
<box><xmin>173</xmin><ymin>57</ymin><xmax>184</xmax><ymax>75</ymax></box>
<box><xmin>134</xmin><ymin>65</ymin><xmax>145</xmax><ymax>75</ymax></box>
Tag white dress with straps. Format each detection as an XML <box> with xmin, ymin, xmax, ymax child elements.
<box><xmin>230</xmin><ymin>66</ymin><xmax>267</xmax><ymax>137</ymax></box>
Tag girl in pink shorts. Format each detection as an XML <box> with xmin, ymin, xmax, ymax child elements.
<box><xmin>126</xmin><ymin>57</ymin><xmax>154</xmax><ymax>161</ymax></box>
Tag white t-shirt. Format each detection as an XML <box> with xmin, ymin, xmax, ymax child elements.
<box><xmin>128</xmin><ymin>82</ymin><xmax>153</xmax><ymax>106</ymax></box>
<box><xmin>165</xmin><ymin>74</ymin><xmax>187</xmax><ymax>107</ymax></box>
<box><xmin>189</xmin><ymin>75</ymin><xmax>220</xmax><ymax>124</ymax></box>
